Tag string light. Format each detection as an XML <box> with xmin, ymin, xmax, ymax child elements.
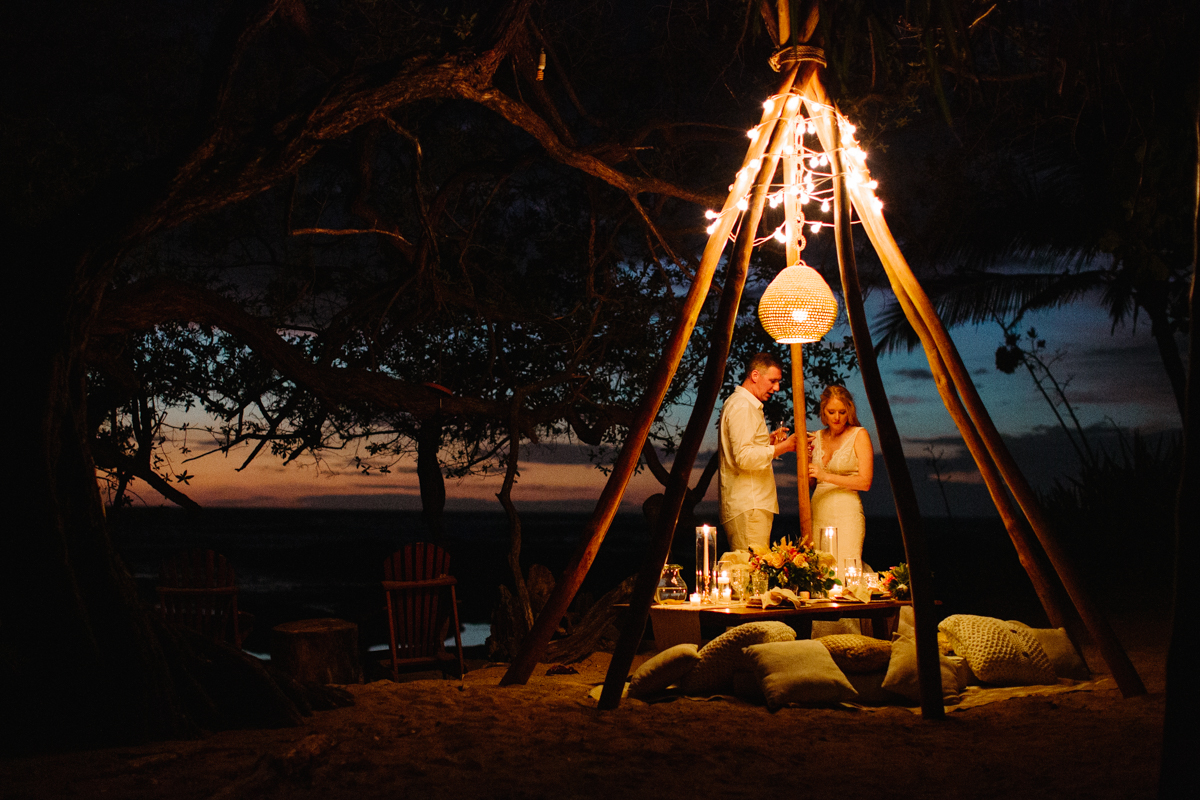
<box><xmin>702</xmin><ymin>107</ymin><xmax>885</xmax><ymax>248</ymax></box>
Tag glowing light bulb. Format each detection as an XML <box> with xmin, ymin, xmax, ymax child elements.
<box><xmin>821</xmin><ymin>200</ymin><xmax>830</xmax><ymax>213</ymax></box>
<box><xmin>706</xmin><ymin>222</ymin><xmax>719</xmax><ymax>235</ymax></box>
<box><xmin>773</xmin><ymin>228</ymin><xmax>787</xmax><ymax>243</ymax></box>
<box><xmin>819</xmin><ymin>154</ymin><xmax>829</xmax><ymax>166</ymax></box>
<box><xmin>747</xmin><ymin>127</ymin><xmax>759</xmax><ymax>141</ymax></box>
<box><xmin>782</xmin><ymin>144</ymin><xmax>794</xmax><ymax>155</ymax></box>
<box><xmin>768</xmin><ymin>193</ymin><xmax>782</xmax><ymax>208</ymax></box>
<box><xmin>873</xmin><ymin>198</ymin><xmax>884</xmax><ymax>211</ymax></box>
<box><xmin>763</xmin><ymin>98</ymin><xmax>775</xmax><ymax>113</ymax></box>
<box><xmin>807</xmin><ymin>121</ymin><xmax>816</xmax><ymax>135</ymax></box>
<box><xmin>810</xmin><ymin>221</ymin><xmax>822</xmax><ymax>233</ymax></box>
<box><xmin>867</xmin><ymin>180</ymin><xmax>878</xmax><ymax>190</ymax></box>
<box><xmin>799</xmin><ymin>191</ymin><xmax>809</xmax><ymax>204</ymax></box>
<box><xmin>791</xmin><ymin>308</ymin><xmax>810</xmax><ymax>322</ymax></box>
<box><xmin>809</xmin><ymin>156</ymin><xmax>820</xmax><ymax>168</ymax></box>
<box><xmin>736</xmin><ymin>197</ymin><xmax>749</xmax><ymax>211</ymax></box>
<box><xmin>786</xmin><ymin>95</ymin><xmax>800</xmax><ymax>111</ymax></box>
<box><xmin>705</xmin><ymin>209</ymin><xmax>719</xmax><ymax>220</ymax></box>
<box><xmin>748</xmin><ymin>158</ymin><xmax>761</xmax><ymax>170</ymax></box>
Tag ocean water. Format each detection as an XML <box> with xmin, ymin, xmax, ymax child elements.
<box><xmin>110</xmin><ymin>508</ymin><xmax>1041</xmax><ymax>656</ymax></box>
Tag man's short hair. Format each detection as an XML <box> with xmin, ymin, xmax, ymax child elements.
<box><xmin>744</xmin><ymin>352</ymin><xmax>783</xmax><ymax>380</ymax></box>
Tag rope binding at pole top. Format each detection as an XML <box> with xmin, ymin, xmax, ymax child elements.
<box><xmin>769</xmin><ymin>45</ymin><xmax>826</xmax><ymax>72</ymax></box>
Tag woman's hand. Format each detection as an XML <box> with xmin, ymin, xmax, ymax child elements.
<box><xmin>808</xmin><ymin>461</ymin><xmax>821</xmax><ymax>480</ymax></box>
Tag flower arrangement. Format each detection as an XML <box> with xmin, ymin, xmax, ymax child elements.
<box><xmin>881</xmin><ymin>563</ymin><xmax>911</xmax><ymax>600</ymax></box>
<box><xmin>749</xmin><ymin>539</ymin><xmax>838</xmax><ymax>596</ymax></box>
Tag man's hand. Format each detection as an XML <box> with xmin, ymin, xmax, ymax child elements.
<box><xmin>773</xmin><ymin>432</ymin><xmax>799</xmax><ymax>457</ymax></box>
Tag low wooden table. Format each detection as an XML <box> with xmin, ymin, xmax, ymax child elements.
<box><xmin>648</xmin><ymin>599</ymin><xmax>907</xmax><ymax>651</ymax></box>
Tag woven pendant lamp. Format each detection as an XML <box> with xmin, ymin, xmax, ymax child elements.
<box><xmin>757</xmin><ymin>263</ymin><xmax>838</xmax><ymax>343</ymax></box>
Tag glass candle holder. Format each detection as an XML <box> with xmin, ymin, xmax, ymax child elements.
<box><xmin>695</xmin><ymin>525</ymin><xmax>716</xmax><ymax>601</ymax></box>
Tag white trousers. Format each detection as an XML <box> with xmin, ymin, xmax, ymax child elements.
<box><xmin>723</xmin><ymin>509</ymin><xmax>774</xmax><ymax>555</ymax></box>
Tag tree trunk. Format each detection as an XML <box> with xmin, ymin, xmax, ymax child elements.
<box><xmin>416</xmin><ymin>416</ymin><xmax>446</xmax><ymax>540</ymax></box>
<box><xmin>4</xmin><ymin>237</ymin><xmax>195</xmax><ymax>746</ymax></box>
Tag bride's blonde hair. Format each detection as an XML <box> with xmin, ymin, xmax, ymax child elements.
<box><xmin>819</xmin><ymin>385</ymin><xmax>860</xmax><ymax>428</ymax></box>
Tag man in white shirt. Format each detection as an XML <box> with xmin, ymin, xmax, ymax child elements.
<box><xmin>718</xmin><ymin>352</ymin><xmax>798</xmax><ymax>553</ymax></box>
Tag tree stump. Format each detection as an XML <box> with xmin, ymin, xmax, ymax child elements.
<box><xmin>271</xmin><ymin>618</ymin><xmax>363</xmax><ymax>685</ymax></box>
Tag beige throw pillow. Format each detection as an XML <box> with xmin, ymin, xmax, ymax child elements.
<box><xmin>743</xmin><ymin>640</ymin><xmax>858</xmax><ymax>710</ymax></box>
<box><xmin>1006</xmin><ymin>622</ymin><xmax>1090</xmax><ymax>681</ymax></box>
<box><xmin>628</xmin><ymin>644</ymin><xmax>700</xmax><ymax>698</ymax></box>
<box><xmin>818</xmin><ymin>634</ymin><xmax>892</xmax><ymax>673</ymax></box>
<box><xmin>939</xmin><ymin>615</ymin><xmax>1057</xmax><ymax>686</ymax></box>
<box><xmin>881</xmin><ymin>631</ymin><xmax>967</xmax><ymax>703</ymax></box>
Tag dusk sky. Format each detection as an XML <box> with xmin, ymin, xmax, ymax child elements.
<box><xmin>152</xmin><ymin>283</ymin><xmax>1180</xmax><ymax>520</ymax></box>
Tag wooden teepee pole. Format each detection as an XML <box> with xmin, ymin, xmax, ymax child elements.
<box><xmin>596</xmin><ymin>78</ymin><xmax>808</xmax><ymax>707</ymax></box>
<box><xmin>886</xmin><ymin>273</ymin><xmax>1081</xmax><ymax>638</ymax></box>
<box><xmin>823</xmin><ymin>109</ymin><xmax>944</xmax><ymax>718</ymax></box>
<box><xmin>804</xmin><ymin>81</ymin><xmax>1145</xmax><ymax>697</ymax></box>
<box><xmin>790</xmin><ymin>342</ymin><xmax>813</xmax><ymax>543</ymax></box>
<box><xmin>500</xmin><ymin>65</ymin><xmax>805</xmax><ymax>687</ymax></box>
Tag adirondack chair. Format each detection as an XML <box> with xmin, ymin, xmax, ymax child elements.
<box><xmin>383</xmin><ymin>543</ymin><xmax>465</xmax><ymax>679</ymax></box>
<box><xmin>156</xmin><ymin>549</ymin><xmax>253</xmax><ymax>648</ymax></box>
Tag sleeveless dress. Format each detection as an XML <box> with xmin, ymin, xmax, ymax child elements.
<box><xmin>810</xmin><ymin>427</ymin><xmax>866</xmax><ymax>570</ymax></box>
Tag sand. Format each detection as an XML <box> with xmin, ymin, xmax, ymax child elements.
<box><xmin>0</xmin><ymin>611</ymin><xmax>1168</xmax><ymax>799</ymax></box>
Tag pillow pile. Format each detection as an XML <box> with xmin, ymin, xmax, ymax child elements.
<box><xmin>939</xmin><ymin>614</ymin><xmax>1057</xmax><ymax>686</ymax></box>
<box><xmin>678</xmin><ymin>621</ymin><xmax>795</xmax><ymax>695</ymax></box>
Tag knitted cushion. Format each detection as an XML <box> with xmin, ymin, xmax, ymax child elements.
<box><xmin>939</xmin><ymin>615</ymin><xmax>1057</xmax><ymax>686</ymax></box>
<box><xmin>743</xmin><ymin>639</ymin><xmax>858</xmax><ymax>710</ymax></box>
<box><xmin>818</xmin><ymin>634</ymin><xmax>892</xmax><ymax>673</ymax></box>
<box><xmin>628</xmin><ymin>644</ymin><xmax>700</xmax><ymax>698</ymax></box>
<box><xmin>679</xmin><ymin>622</ymin><xmax>795</xmax><ymax>695</ymax></box>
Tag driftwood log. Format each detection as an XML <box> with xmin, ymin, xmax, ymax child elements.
<box><xmin>490</xmin><ymin>569</ymin><xmax>635</xmax><ymax>664</ymax></box>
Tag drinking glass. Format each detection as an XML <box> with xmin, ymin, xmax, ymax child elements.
<box><xmin>729</xmin><ymin>564</ymin><xmax>750</xmax><ymax>604</ymax></box>
<box><xmin>842</xmin><ymin>558</ymin><xmax>861</xmax><ymax>592</ymax></box>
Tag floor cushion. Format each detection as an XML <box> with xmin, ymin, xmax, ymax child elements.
<box><xmin>1006</xmin><ymin>621</ymin><xmax>1090</xmax><ymax>681</ymax></box>
<box><xmin>743</xmin><ymin>639</ymin><xmax>858</xmax><ymax>710</ymax></box>
<box><xmin>628</xmin><ymin>644</ymin><xmax>700</xmax><ymax>698</ymax></box>
<box><xmin>939</xmin><ymin>615</ymin><xmax>1057</xmax><ymax>686</ymax></box>
<box><xmin>881</xmin><ymin>631</ymin><xmax>968</xmax><ymax>703</ymax></box>
<box><xmin>818</xmin><ymin>634</ymin><xmax>892</xmax><ymax>673</ymax></box>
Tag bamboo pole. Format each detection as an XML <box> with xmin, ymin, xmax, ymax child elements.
<box><xmin>802</xmin><ymin>81</ymin><xmax>1145</xmax><ymax>697</ymax></box>
<box><xmin>886</xmin><ymin>275</ymin><xmax>1082</xmax><ymax>638</ymax></box>
<box><xmin>825</xmin><ymin>112</ymin><xmax>943</xmax><ymax>718</ymax></box>
<box><xmin>779</xmin><ymin>102</ymin><xmax>815</xmax><ymax>544</ymax></box>
<box><xmin>500</xmin><ymin>65</ymin><xmax>805</xmax><ymax>687</ymax></box>
<box><xmin>596</xmin><ymin>85</ymin><xmax>806</xmax><ymax>708</ymax></box>
<box><xmin>790</xmin><ymin>342</ymin><xmax>813</xmax><ymax>544</ymax></box>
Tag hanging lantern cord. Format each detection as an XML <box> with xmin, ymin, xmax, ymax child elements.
<box><xmin>769</xmin><ymin>45</ymin><xmax>826</xmax><ymax>72</ymax></box>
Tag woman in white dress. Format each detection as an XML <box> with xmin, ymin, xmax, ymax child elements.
<box><xmin>808</xmin><ymin>386</ymin><xmax>874</xmax><ymax>570</ymax></box>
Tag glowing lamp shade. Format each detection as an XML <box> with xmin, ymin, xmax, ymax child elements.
<box><xmin>757</xmin><ymin>264</ymin><xmax>838</xmax><ymax>343</ymax></box>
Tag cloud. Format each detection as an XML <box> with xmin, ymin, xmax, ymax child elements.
<box><xmin>892</xmin><ymin>367</ymin><xmax>932</xmax><ymax>381</ymax></box>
